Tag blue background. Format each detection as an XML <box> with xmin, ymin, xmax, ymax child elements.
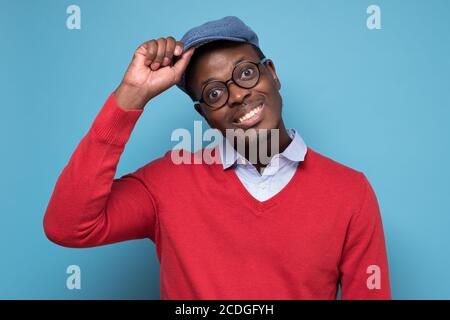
<box><xmin>1</xmin><ymin>0</ymin><xmax>449</xmax><ymax>299</ymax></box>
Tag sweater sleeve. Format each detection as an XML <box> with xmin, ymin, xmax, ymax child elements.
<box><xmin>43</xmin><ymin>92</ymin><xmax>158</xmax><ymax>248</ymax></box>
<box><xmin>339</xmin><ymin>174</ymin><xmax>392</xmax><ymax>299</ymax></box>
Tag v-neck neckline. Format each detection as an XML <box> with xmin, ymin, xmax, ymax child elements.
<box><xmin>222</xmin><ymin>146</ymin><xmax>310</xmax><ymax>214</ymax></box>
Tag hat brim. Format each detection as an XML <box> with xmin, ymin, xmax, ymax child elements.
<box><xmin>173</xmin><ymin>36</ymin><xmax>248</xmax><ymax>64</ymax></box>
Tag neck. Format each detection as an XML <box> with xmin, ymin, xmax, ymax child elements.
<box><xmin>242</xmin><ymin>121</ymin><xmax>291</xmax><ymax>174</ymax></box>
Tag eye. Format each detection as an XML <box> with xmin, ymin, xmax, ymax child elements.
<box><xmin>239</xmin><ymin>67</ymin><xmax>255</xmax><ymax>80</ymax></box>
<box><xmin>207</xmin><ymin>88</ymin><xmax>224</xmax><ymax>100</ymax></box>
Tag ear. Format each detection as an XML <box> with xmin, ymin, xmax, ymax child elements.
<box><xmin>194</xmin><ymin>104</ymin><xmax>215</xmax><ymax>128</ymax></box>
<box><xmin>194</xmin><ymin>103</ymin><xmax>204</xmax><ymax>117</ymax></box>
<box><xmin>264</xmin><ymin>59</ymin><xmax>281</xmax><ymax>90</ymax></box>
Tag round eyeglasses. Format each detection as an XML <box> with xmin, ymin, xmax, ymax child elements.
<box><xmin>193</xmin><ymin>57</ymin><xmax>269</xmax><ymax>110</ymax></box>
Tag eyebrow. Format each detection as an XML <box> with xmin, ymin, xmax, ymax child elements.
<box><xmin>200</xmin><ymin>56</ymin><xmax>248</xmax><ymax>86</ymax></box>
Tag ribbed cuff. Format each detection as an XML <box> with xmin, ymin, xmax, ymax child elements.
<box><xmin>90</xmin><ymin>92</ymin><xmax>144</xmax><ymax>146</ymax></box>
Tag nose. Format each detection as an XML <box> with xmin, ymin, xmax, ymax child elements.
<box><xmin>226</xmin><ymin>81</ymin><xmax>251</xmax><ymax>108</ymax></box>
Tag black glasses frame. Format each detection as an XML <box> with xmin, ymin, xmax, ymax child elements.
<box><xmin>193</xmin><ymin>57</ymin><xmax>269</xmax><ymax>110</ymax></box>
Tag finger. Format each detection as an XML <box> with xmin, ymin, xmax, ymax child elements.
<box><xmin>173</xmin><ymin>47</ymin><xmax>196</xmax><ymax>79</ymax></box>
<box><xmin>163</xmin><ymin>36</ymin><xmax>176</xmax><ymax>67</ymax></box>
<box><xmin>151</xmin><ymin>38</ymin><xmax>166</xmax><ymax>71</ymax></box>
<box><xmin>133</xmin><ymin>40</ymin><xmax>156</xmax><ymax>67</ymax></box>
<box><xmin>174</xmin><ymin>41</ymin><xmax>184</xmax><ymax>56</ymax></box>
<box><xmin>138</xmin><ymin>40</ymin><xmax>158</xmax><ymax>67</ymax></box>
<box><xmin>144</xmin><ymin>40</ymin><xmax>158</xmax><ymax>65</ymax></box>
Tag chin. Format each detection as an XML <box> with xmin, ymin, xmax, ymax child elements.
<box><xmin>256</xmin><ymin>116</ymin><xmax>280</xmax><ymax>131</ymax></box>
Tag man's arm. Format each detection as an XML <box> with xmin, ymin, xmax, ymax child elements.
<box><xmin>43</xmin><ymin>38</ymin><xmax>195</xmax><ymax>248</ymax></box>
<box><xmin>339</xmin><ymin>173</ymin><xmax>392</xmax><ymax>299</ymax></box>
<box><xmin>43</xmin><ymin>93</ymin><xmax>157</xmax><ymax>247</ymax></box>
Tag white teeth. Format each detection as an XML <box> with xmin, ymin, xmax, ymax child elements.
<box><xmin>237</xmin><ymin>104</ymin><xmax>263</xmax><ymax>123</ymax></box>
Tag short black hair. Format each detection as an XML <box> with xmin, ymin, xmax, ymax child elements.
<box><xmin>184</xmin><ymin>40</ymin><xmax>266</xmax><ymax>101</ymax></box>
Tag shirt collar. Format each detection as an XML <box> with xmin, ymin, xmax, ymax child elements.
<box><xmin>218</xmin><ymin>128</ymin><xmax>307</xmax><ymax>170</ymax></box>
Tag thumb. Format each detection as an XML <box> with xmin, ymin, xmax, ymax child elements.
<box><xmin>173</xmin><ymin>47</ymin><xmax>196</xmax><ymax>77</ymax></box>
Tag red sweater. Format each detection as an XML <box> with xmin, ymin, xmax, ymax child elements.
<box><xmin>43</xmin><ymin>93</ymin><xmax>391</xmax><ymax>300</ymax></box>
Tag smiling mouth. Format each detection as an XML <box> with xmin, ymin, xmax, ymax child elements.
<box><xmin>232</xmin><ymin>103</ymin><xmax>265</xmax><ymax>127</ymax></box>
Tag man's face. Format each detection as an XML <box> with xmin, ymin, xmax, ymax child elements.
<box><xmin>188</xmin><ymin>44</ymin><xmax>282</xmax><ymax>137</ymax></box>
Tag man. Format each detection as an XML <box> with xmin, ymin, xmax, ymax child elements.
<box><xmin>43</xmin><ymin>16</ymin><xmax>391</xmax><ymax>299</ymax></box>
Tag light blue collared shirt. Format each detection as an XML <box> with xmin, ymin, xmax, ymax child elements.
<box><xmin>218</xmin><ymin>128</ymin><xmax>307</xmax><ymax>201</ymax></box>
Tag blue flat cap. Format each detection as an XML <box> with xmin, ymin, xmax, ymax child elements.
<box><xmin>175</xmin><ymin>16</ymin><xmax>260</xmax><ymax>97</ymax></box>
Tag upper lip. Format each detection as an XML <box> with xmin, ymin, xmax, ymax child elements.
<box><xmin>232</xmin><ymin>102</ymin><xmax>264</xmax><ymax>123</ymax></box>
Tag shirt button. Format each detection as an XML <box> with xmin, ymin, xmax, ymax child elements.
<box><xmin>258</xmin><ymin>182</ymin><xmax>267</xmax><ymax>189</ymax></box>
